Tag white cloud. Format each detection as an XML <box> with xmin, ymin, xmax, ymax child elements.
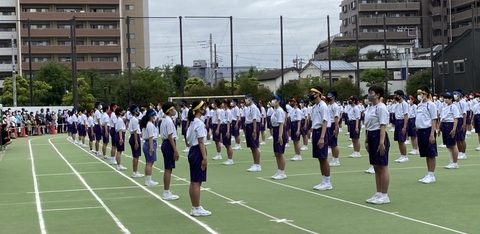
<box><xmin>146</xmin><ymin>0</ymin><xmax>341</xmax><ymax>68</ymax></box>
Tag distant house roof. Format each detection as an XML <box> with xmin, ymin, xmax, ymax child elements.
<box><xmin>309</xmin><ymin>60</ymin><xmax>357</xmax><ymax>71</ymax></box>
<box><xmin>432</xmin><ymin>28</ymin><xmax>480</xmax><ymax>61</ymax></box>
<box><xmin>257</xmin><ymin>67</ymin><xmax>298</xmax><ymax>81</ymax></box>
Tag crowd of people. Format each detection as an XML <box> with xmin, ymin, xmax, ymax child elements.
<box><xmin>22</xmin><ymin>84</ymin><xmax>480</xmax><ymax>216</ymax></box>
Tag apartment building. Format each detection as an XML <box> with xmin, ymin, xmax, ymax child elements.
<box><xmin>0</xmin><ymin>0</ymin><xmax>17</xmax><ymax>80</ymax></box>
<box><xmin>0</xmin><ymin>0</ymin><xmax>149</xmax><ymax>81</ymax></box>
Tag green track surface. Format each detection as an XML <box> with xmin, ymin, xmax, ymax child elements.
<box><xmin>1</xmin><ymin>128</ymin><xmax>479</xmax><ymax>234</ymax></box>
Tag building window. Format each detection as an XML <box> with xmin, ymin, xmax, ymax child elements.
<box><xmin>351</xmin><ymin>15</ymin><xmax>357</xmax><ymax>24</ymax></box>
<box><xmin>351</xmin><ymin>1</ymin><xmax>357</xmax><ymax>9</ymax></box>
<box><xmin>454</xmin><ymin>59</ymin><xmax>465</xmax><ymax>73</ymax></box>
<box><xmin>129</xmin><ymin>19</ymin><xmax>135</xmax><ymax>25</ymax></box>
<box><xmin>125</xmin><ymin>5</ymin><xmax>134</xmax><ymax>10</ymax></box>
<box><xmin>128</xmin><ymin>48</ymin><xmax>136</xmax><ymax>53</ymax></box>
<box><xmin>130</xmin><ymin>62</ymin><xmax>136</xmax><ymax>68</ymax></box>
<box><xmin>342</xmin><ymin>5</ymin><xmax>347</xmax><ymax>13</ymax></box>
<box><xmin>438</xmin><ymin>62</ymin><xmax>449</xmax><ymax>74</ymax></box>
<box><xmin>342</xmin><ymin>19</ymin><xmax>348</xmax><ymax>26</ymax></box>
<box><xmin>128</xmin><ymin>33</ymin><xmax>135</xmax><ymax>39</ymax></box>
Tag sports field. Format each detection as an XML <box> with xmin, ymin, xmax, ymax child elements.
<box><xmin>1</xmin><ymin>128</ymin><xmax>479</xmax><ymax>234</ymax></box>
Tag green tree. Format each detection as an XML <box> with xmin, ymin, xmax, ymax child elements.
<box><xmin>34</xmin><ymin>61</ymin><xmax>72</xmax><ymax>105</ymax></box>
<box><xmin>2</xmin><ymin>75</ymin><xmax>51</xmax><ymax>106</ymax></box>
<box><xmin>343</xmin><ymin>45</ymin><xmax>359</xmax><ymax>62</ymax></box>
<box><xmin>277</xmin><ymin>77</ymin><xmax>330</xmax><ymax>100</ymax></box>
<box><xmin>235</xmin><ymin>76</ymin><xmax>260</xmax><ymax>96</ymax></box>
<box><xmin>360</xmin><ymin>68</ymin><xmax>387</xmax><ymax>87</ymax></box>
<box><xmin>185</xmin><ymin>77</ymin><xmax>205</xmax><ymax>91</ymax></box>
<box><xmin>62</xmin><ymin>77</ymin><xmax>95</xmax><ymax>110</ymax></box>
<box><xmin>365</xmin><ymin>50</ymin><xmax>377</xmax><ymax>60</ymax></box>
<box><xmin>330</xmin><ymin>46</ymin><xmax>342</xmax><ymax>60</ymax></box>
<box><xmin>255</xmin><ymin>87</ymin><xmax>274</xmax><ymax>102</ymax></box>
<box><xmin>172</xmin><ymin>64</ymin><xmax>189</xmax><ymax>94</ymax></box>
<box><xmin>212</xmin><ymin>80</ymin><xmax>231</xmax><ymax>96</ymax></box>
<box><xmin>331</xmin><ymin>78</ymin><xmax>360</xmax><ymax>100</ymax></box>
<box><xmin>406</xmin><ymin>68</ymin><xmax>432</xmax><ymax>97</ymax></box>
<box><xmin>185</xmin><ymin>85</ymin><xmax>214</xmax><ymax>97</ymax></box>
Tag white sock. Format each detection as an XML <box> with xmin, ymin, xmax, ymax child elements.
<box><xmin>402</xmin><ymin>155</ymin><xmax>407</xmax><ymax>158</ymax></box>
<box><xmin>111</xmin><ymin>156</ymin><xmax>115</xmax><ymax>161</ymax></box>
<box><xmin>382</xmin><ymin>193</ymin><xmax>388</xmax><ymax>197</ymax></box>
<box><xmin>164</xmin><ymin>190</ymin><xmax>170</xmax><ymax>194</ymax></box>
<box><xmin>321</xmin><ymin>175</ymin><xmax>326</xmax><ymax>183</ymax></box>
<box><xmin>324</xmin><ymin>176</ymin><xmax>331</xmax><ymax>184</ymax></box>
<box><xmin>427</xmin><ymin>171</ymin><xmax>434</xmax><ymax>177</ymax></box>
<box><xmin>146</xmin><ymin>175</ymin><xmax>151</xmax><ymax>182</ymax></box>
<box><xmin>375</xmin><ymin>192</ymin><xmax>382</xmax><ymax>196</ymax></box>
<box><xmin>447</xmin><ymin>148</ymin><xmax>453</xmax><ymax>163</ymax></box>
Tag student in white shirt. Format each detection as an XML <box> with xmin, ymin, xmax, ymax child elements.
<box><xmin>244</xmin><ymin>94</ymin><xmax>262</xmax><ymax>172</ymax></box>
<box><xmin>211</xmin><ymin>100</ymin><xmax>223</xmax><ymax>161</ymax></box>
<box><xmin>128</xmin><ymin>106</ymin><xmax>143</xmax><ymax>178</ymax></box>
<box><xmin>326</xmin><ymin>92</ymin><xmax>341</xmax><ymax>167</ymax></box>
<box><xmin>114</xmin><ymin>107</ymin><xmax>127</xmax><ymax>171</ymax></box>
<box><xmin>309</xmin><ymin>86</ymin><xmax>332</xmax><ymax>191</ymax></box>
<box><xmin>364</xmin><ymin>85</ymin><xmax>391</xmax><ymax>204</ymax></box>
<box><xmin>220</xmin><ymin>99</ymin><xmax>234</xmax><ymax>165</ymax></box>
<box><xmin>472</xmin><ymin>93</ymin><xmax>480</xmax><ymax>150</ymax></box>
<box><xmin>180</xmin><ymin>101</ymin><xmax>190</xmax><ymax>152</ymax></box>
<box><xmin>347</xmin><ymin>96</ymin><xmax>361</xmax><ymax>158</ymax></box>
<box><xmin>259</xmin><ymin>100</ymin><xmax>267</xmax><ymax>145</ymax></box>
<box><xmin>438</xmin><ymin>92</ymin><xmax>461</xmax><ymax>169</ymax></box>
<box><xmin>266</xmin><ymin>101</ymin><xmax>274</xmax><ymax>140</ymax></box>
<box><xmin>101</xmin><ymin>106</ymin><xmax>111</xmax><ymax>162</ymax></box>
<box><xmin>415</xmin><ymin>87</ymin><xmax>439</xmax><ymax>184</ymax></box>
<box><xmin>270</xmin><ymin>94</ymin><xmax>288</xmax><ymax>180</ymax></box>
<box><xmin>93</xmin><ymin>102</ymin><xmax>103</xmax><ymax>155</ymax></box>
<box><xmin>141</xmin><ymin>109</ymin><xmax>160</xmax><ymax>187</ymax></box>
<box><xmin>231</xmin><ymin>99</ymin><xmax>242</xmax><ymax>150</ymax></box>
<box><xmin>87</xmin><ymin>109</ymin><xmax>95</xmax><ymax>153</ymax></box>
<box><xmin>290</xmin><ymin>98</ymin><xmax>304</xmax><ymax>161</ymax></box>
<box><xmin>300</xmin><ymin>100</ymin><xmax>309</xmax><ymax>151</ymax></box>
<box><xmin>109</xmin><ymin>104</ymin><xmax>118</xmax><ymax>165</ymax></box>
<box><xmin>186</xmin><ymin>100</ymin><xmax>211</xmax><ymax>217</ymax></box>
<box><xmin>77</xmin><ymin>109</ymin><xmax>87</xmax><ymax>148</ymax></box>
<box><xmin>407</xmin><ymin>96</ymin><xmax>419</xmax><ymax>155</ymax></box>
<box><xmin>392</xmin><ymin>90</ymin><xmax>409</xmax><ymax>163</ymax></box>
<box><xmin>160</xmin><ymin>102</ymin><xmax>181</xmax><ymax>201</ymax></box>
<box><xmin>453</xmin><ymin>90</ymin><xmax>468</xmax><ymax>160</ymax></box>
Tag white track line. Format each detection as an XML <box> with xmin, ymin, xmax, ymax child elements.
<box><xmin>0</xmin><ymin>195</ymin><xmax>153</xmax><ymax>207</ymax></box>
<box><xmin>65</xmin><ymin>140</ymin><xmax>219</xmax><ymax>234</ymax></box>
<box><xmin>257</xmin><ymin>177</ymin><xmax>467</xmax><ymax>234</ymax></box>
<box><xmin>43</xmin><ymin>206</ymin><xmax>103</xmax><ymax>212</ymax></box>
<box><xmin>28</xmin><ymin>139</ymin><xmax>47</xmax><ymax>234</ymax></box>
<box><xmin>36</xmin><ymin>171</ymin><xmax>115</xmax><ymax>177</ymax></box>
<box><xmin>48</xmin><ymin>139</ymin><xmax>131</xmax><ymax>234</ymax></box>
<box><xmin>117</xmin><ymin>146</ymin><xmax>318</xmax><ymax>233</ymax></box>
<box><xmin>29</xmin><ymin>184</ymin><xmax>190</xmax><ymax>194</ymax></box>
<box><xmin>69</xmin><ymin>162</ymin><xmax>101</xmax><ymax>165</ymax></box>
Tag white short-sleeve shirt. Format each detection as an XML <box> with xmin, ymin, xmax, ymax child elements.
<box><xmin>160</xmin><ymin>116</ymin><xmax>177</xmax><ymax>140</ymax></box>
<box><xmin>270</xmin><ymin>108</ymin><xmax>286</xmax><ymax>127</ymax></box>
<box><xmin>109</xmin><ymin>112</ymin><xmax>117</xmax><ymax>127</ymax></box>
<box><xmin>408</xmin><ymin>104</ymin><xmax>417</xmax><ymax>119</ymax></box>
<box><xmin>329</xmin><ymin>103</ymin><xmax>341</xmax><ymax>124</ymax></box>
<box><xmin>290</xmin><ymin>108</ymin><xmax>303</xmax><ymax>122</ymax></box>
<box><xmin>311</xmin><ymin>101</ymin><xmax>330</xmax><ymax>129</ymax></box>
<box><xmin>440</xmin><ymin>104</ymin><xmax>461</xmax><ymax>123</ymax></box>
<box><xmin>94</xmin><ymin>110</ymin><xmax>102</xmax><ymax>125</ymax></box>
<box><xmin>394</xmin><ymin>101</ymin><xmax>409</xmax><ymax>120</ymax></box>
<box><xmin>245</xmin><ymin>105</ymin><xmax>260</xmax><ymax>124</ymax></box>
<box><xmin>415</xmin><ymin>101</ymin><xmax>437</xmax><ymax>129</ymax></box>
<box><xmin>87</xmin><ymin>116</ymin><xmax>94</xmax><ymax>127</ymax></box>
<box><xmin>101</xmin><ymin>113</ymin><xmax>110</xmax><ymax>126</ymax></box>
<box><xmin>115</xmin><ymin>117</ymin><xmax>126</xmax><ymax>132</ymax></box>
<box><xmin>364</xmin><ymin>102</ymin><xmax>389</xmax><ymax>131</ymax></box>
<box><xmin>128</xmin><ymin>116</ymin><xmax>141</xmax><ymax>134</ymax></box>
<box><xmin>347</xmin><ymin>105</ymin><xmax>360</xmax><ymax>120</ymax></box>
<box><xmin>142</xmin><ymin>121</ymin><xmax>158</xmax><ymax>140</ymax></box>
<box><xmin>186</xmin><ymin>118</ymin><xmax>206</xmax><ymax>146</ymax></box>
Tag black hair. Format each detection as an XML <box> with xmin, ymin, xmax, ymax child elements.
<box><xmin>162</xmin><ymin>102</ymin><xmax>175</xmax><ymax>115</ymax></box>
<box><xmin>213</xmin><ymin>99</ymin><xmax>220</xmax><ymax>108</ymax></box>
<box><xmin>368</xmin><ymin>85</ymin><xmax>385</xmax><ymax>98</ymax></box>
<box><xmin>188</xmin><ymin>100</ymin><xmax>203</xmax><ymax>122</ymax></box>
<box><xmin>418</xmin><ymin>85</ymin><xmax>430</xmax><ymax>94</ymax></box>
<box><xmin>102</xmin><ymin>106</ymin><xmax>109</xmax><ymax>113</ymax></box>
<box><xmin>140</xmin><ymin>109</ymin><xmax>156</xmax><ymax>129</ymax></box>
<box><xmin>393</xmin><ymin>90</ymin><xmax>405</xmax><ymax>96</ymax></box>
<box><xmin>114</xmin><ymin>107</ymin><xmax>123</xmax><ymax>116</ymax></box>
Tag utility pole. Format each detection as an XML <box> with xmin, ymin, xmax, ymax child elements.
<box><xmin>383</xmin><ymin>14</ymin><xmax>388</xmax><ymax>93</ymax></box>
<box><xmin>214</xmin><ymin>44</ymin><xmax>217</xmax><ymax>84</ymax></box>
<box><xmin>209</xmin><ymin>33</ymin><xmax>213</xmax><ymax>84</ymax></box>
<box><xmin>71</xmin><ymin>17</ymin><xmax>79</xmax><ymax>109</ymax></box>
<box><xmin>11</xmin><ymin>36</ymin><xmax>16</xmax><ymax>107</ymax></box>
<box><xmin>28</xmin><ymin>19</ymin><xmax>33</xmax><ymax>106</ymax></box>
<box><xmin>405</xmin><ymin>48</ymin><xmax>410</xmax><ymax>80</ymax></box>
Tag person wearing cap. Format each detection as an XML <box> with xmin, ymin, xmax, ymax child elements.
<box><xmin>186</xmin><ymin>100</ymin><xmax>211</xmax><ymax>217</ymax></box>
<box><xmin>266</xmin><ymin>101</ymin><xmax>274</xmax><ymax>141</ymax></box>
<box><xmin>231</xmin><ymin>99</ymin><xmax>242</xmax><ymax>150</ymax></box>
<box><xmin>364</xmin><ymin>85</ymin><xmax>391</xmax><ymax>204</ymax></box>
<box><xmin>221</xmin><ymin>99</ymin><xmax>235</xmax><ymax>165</ymax></box>
<box><xmin>93</xmin><ymin>102</ymin><xmax>103</xmax><ymax>156</ymax></box>
<box><xmin>211</xmin><ymin>100</ymin><xmax>224</xmax><ymax>161</ymax></box>
<box><xmin>128</xmin><ymin>105</ymin><xmax>144</xmax><ymax>178</ymax></box>
<box><xmin>347</xmin><ymin>96</ymin><xmax>362</xmax><ymax>158</ymax></box>
<box><xmin>244</xmin><ymin>94</ymin><xmax>262</xmax><ymax>172</ymax></box>
<box><xmin>270</xmin><ymin>93</ymin><xmax>288</xmax><ymax>180</ymax></box>
<box><xmin>309</xmin><ymin>86</ymin><xmax>332</xmax><ymax>190</ymax></box>
<box><xmin>415</xmin><ymin>86</ymin><xmax>439</xmax><ymax>183</ymax></box>
<box><xmin>326</xmin><ymin>92</ymin><xmax>342</xmax><ymax>167</ymax></box>
<box><xmin>141</xmin><ymin>109</ymin><xmax>160</xmax><ymax>187</ymax></box>
<box><xmin>392</xmin><ymin>90</ymin><xmax>409</xmax><ymax>163</ymax></box>
<box><xmin>453</xmin><ymin>90</ymin><xmax>468</xmax><ymax>160</ymax></box>
<box><xmin>180</xmin><ymin>100</ymin><xmax>190</xmax><ymax>153</ymax></box>
<box><xmin>290</xmin><ymin>98</ymin><xmax>304</xmax><ymax>161</ymax></box>
<box><xmin>159</xmin><ymin>102</ymin><xmax>181</xmax><ymax>200</ymax></box>
<box><xmin>438</xmin><ymin>92</ymin><xmax>461</xmax><ymax>169</ymax></box>
<box><xmin>472</xmin><ymin>93</ymin><xmax>480</xmax><ymax>151</ymax></box>
<box><xmin>407</xmin><ymin>95</ymin><xmax>419</xmax><ymax>155</ymax></box>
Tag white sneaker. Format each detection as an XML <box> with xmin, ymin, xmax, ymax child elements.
<box><xmin>290</xmin><ymin>155</ymin><xmax>303</xmax><ymax>161</ymax></box>
<box><xmin>421</xmin><ymin>175</ymin><xmax>436</xmax><ymax>184</ymax></box>
<box><xmin>212</xmin><ymin>155</ymin><xmax>222</xmax><ymax>160</ymax></box>
<box><xmin>370</xmin><ymin>195</ymin><xmax>390</xmax><ymax>204</ymax></box>
<box><xmin>182</xmin><ymin>147</ymin><xmax>190</xmax><ymax>153</ymax></box>
<box><xmin>458</xmin><ymin>153</ymin><xmax>467</xmax><ymax>160</ymax></box>
<box><xmin>389</xmin><ymin>128</ymin><xmax>395</xmax><ymax>132</ymax></box>
<box><xmin>397</xmin><ymin>156</ymin><xmax>409</xmax><ymax>163</ymax></box>
<box><xmin>347</xmin><ymin>143</ymin><xmax>353</xmax><ymax>148</ymax></box>
<box><xmin>300</xmin><ymin>146</ymin><xmax>308</xmax><ymax>151</ymax></box>
<box><xmin>272</xmin><ymin>171</ymin><xmax>287</xmax><ymax>180</ymax></box>
<box><xmin>285</xmin><ymin>143</ymin><xmax>290</xmax><ymax>148</ymax></box>
<box><xmin>233</xmin><ymin>145</ymin><xmax>242</xmax><ymax>150</ymax></box>
<box><xmin>117</xmin><ymin>165</ymin><xmax>127</xmax><ymax>171</ymax></box>
<box><xmin>444</xmin><ymin>163</ymin><xmax>459</xmax><ymax>169</ymax></box>
<box><xmin>313</xmin><ymin>183</ymin><xmax>333</xmax><ymax>191</ymax></box>
<box><xmin>247</xmin><ymin>165</ymin><xmax>262</xmax><ymax>172</ymax></box>
<box><xmin>466</xmin><ymin>131</ymin><xmax>472</xmax><ymax>135</ymax></box>
<box><xmin>405</xmin><ymin>140</ymin><xmax>411</xmax><ymax>145</ymax></box>
<box><xmin>476</xmin><ymin>146</ymin><xmax>480</xmax><ymax>151</ymax></box>
<box><xmin>109</xmin><ymin>159</ymin><xmax>117</xmax><ymax>165</ymax></box>
<box><xmin>132</xmin><ymin>172</ymin><xmax>144</xmax><ymax>178</ymax></box>
<box><xmin>349</xmin><ymin>152</ymin><xmax>361</xmax><ymax>158</ymax></box>
<box><xmin>339</xmin><ymin>128</ymin><xmax>343</xmax><ymax>132</ymax></box>
<box><xmin>89</xmin><ymin>149</ymin><xmax>95</xmax><ymax>153</ymax></box>
<box><xmin>408</xmin><ymin>150</ymin><xmax>419</xmax><ymax>155</ymax></box>
<box><xmin>365</xmin><ymin>166</ymin><xmax>375</xmax><ymax>174</ymax></box>
<box><xmin>329</xmin><ymin>161</ymin><xmax>340</xmax><ymax>167</ymax></box>
<box><xmin>268</xmin><ymin>136</ymin><xmax>273</xmax><ymax>140</ymax></box>
<box><xmin>438</xmin><ymin>144</ymin><xmax>446</xmax><ymax>148</ymax></box>
<box><xmin>418</xmin><ymin>175</ymin><xmax>428</xmax><ymax>182</ymax></box>
<box><xmin>205</xmin><ymin>141</ymin><xmax>211</xmax><ymax>145</ymax></box>
<box><xmin>162</xmin><ymin>191</ymin><xmax>179</xmax><ymax>201</ymax></box>
<box><xmin>308</xmin><ymin>139</ymin><xmax>312</xmax><ymax>143</ymax></box>
<box><xmin>190</xmin><ymin>206</ymin><xmax>212</xmax><ymax>217</ymax></box>
<box><xmin>345</xmin><ymin>132</ymin><xmax>350</xmax><ymax>135</ymax></box>
<box><xmin>222</xmin><ymin>159</ymin><xmax>234</xmax><ymax>165</ymax></box>
<box><xmin>145</xmin><ymin>180</ymin><xmax>159</xmax><ymax>186</ymax></box>
<box><xmin>366</xmin><ymin>193</ymin><xmax>380</xmax><ymax>203</ymax></box>
<box><xmin>260</xmin><ymin>141</ymin><xmax>266</xmax><ymax>145</ymax></box>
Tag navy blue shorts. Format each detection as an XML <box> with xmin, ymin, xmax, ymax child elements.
<box><xmin>407</xmin><ymin>118</ymin><xmax>417</xmax><ymax>137</ymax></box>
<box><xmin>456</xmin><ymin>118</ymin><xmax>466</xmax><ymax>141</ymax></box>
<box><xmin>87</xmin><ymin>127</ymin><xmax>94</xmax><ymax>142</ymax></box>
<box><xmin>367</xmin><ymin>130</ymin><xmax>390</xmax><ymax>166</ymax></box>
<box><xmin>78</xmin><ymin>124</ymin><xmax>86</xmax><ymax>137</ymax></box>
<box><xmin>348</xmin><ymin>120</ymin><xmax>361</xmax><ymax>139</ymax></box>
<box><xmin>212</xmin><ymin>124</ymin><xmax>221</xmax><ymax>142</ymax></box>
<box><xmin>143</xmin><ymin>140</ymin><xmax>157</xmax><ymax>162</ymax></box>
<box><xmin>102</xmin><ymin>127</ymin><xmax>109</xmax><ymax>144</ymax></box>
<box><xmin>466</xmin><ymin>111</ymin><xmax>472</xmax><ymax>125</ymax></box>
<box><xmin>441</xmin><ymin>122</ymin><xmax>457</xmax><ymax>146</ymax></box>
<box><xmin>312</xmin><ymin>128</ymin><xmax>329</xmax><ymax>159</ymax></box>
<box><xmin>260</xmin><ymin>118</ymin><xmax>266</xmax><ymax>132</ymax></box>
<box><xmin>188</xmin><ymin>145</ymin><xmax>207</xmax><ymax>182</ymax></box>
<box><xmin>221</xmin><ymin>124</ymin><xmax>231</xmax><ymax>146</ymax></box>
<box><xmin>272</xmin><ymin>126</ymin><xmax>288</xmax><ymax>154</ymax></box>
<box><xmin>266</xmin><ymin>116</ymin><xmax>272</xmax><ymax>129</ymax></box>
<box><xmin>389</xmin><ymin>113</ymin><xmax>395</xmax><ymax>125</ymax></box>
<box><xmin>290</xmin><ymin>121</ymin><xmax>301</xmax><ymax>141</ymax></box>
<box><xmin>328</xmin><ymin>123</ymin><xmax>338</xmax><ymax>147</ymax></box>
<box><xmin>394</xmin><ymin>119</ymin><xmax>407</xmax><ymax>142</ymax></box>
<box><xmin>181</xmin><ymin>121</ymin><xmax>188</xmax><ymax>136</ymax></box>
<box><xmin>161</xmin><ymin>140</ymin><xmax>176</xmax><ymax>169</ymax></box>
<box><xmin>71</xmin><ymin>123</ymin><xmax>77</xmax><ymax>134</ymax></box>
<box><xmin>474</xmin><ymin>114</ymin><xmax>480</xmax><ymax>133</ymax></box>
<box><xmin>110</xmin><ymin>127</ymin><xmax>117</xmax><ymax>147</ymax></box>
<box><xmin>245</xmin><ymin>123</ymin><xmax>259</xmax><ymax>148</ymax></box>
<box><xmin>417</xmin><ymin>127</ymin><xmax>437</xmax><ymax>157</ymax></box>
<box><xmin>232</xmin><ymin>120</ymin><xmax>240</xmax><ymax>137</ymax></box>
<box><xmin>128</xmin><ymin>134</ymin><xmax>142</xmax><ymax>157</ymax></box>
<box><xmin>300</xmin><ymin>119</ymin><xmax>307</xmax><ymax>135</ymax></box>
<box><xmin>115</xmin><ymin>132</ymin><xmax>126</xmax><ymax>152</ymax></box>
<box><xmin>285</xmin><ymin>118</ymin><xmax>290</xmax><ymax>131</ymax></box>
<box><xmin>93</xmin><ymin>125</ymin><xmax>102</xmax><ymax>141</ymax></box>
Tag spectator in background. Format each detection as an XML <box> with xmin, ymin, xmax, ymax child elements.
<box><xmin>38</xmin><ymin>108</ymin><xmax>46</xmax><ymax>134</ymax></box>
<box><xmin>51</xmin><ymin>111</ymin><xmax>57</xmax><ymax>132</ymax></box>
<box><xmin>57</xmin><ymin>110</ymin><xmax>63</xmax><ymax>133</ymax></box>
<box><xmin>46</xmin><ymin>108</ymin><xmax>52</xmax><ymax>134</ymax></box>
<box><xmin>1</xmin><ymin>124</ymin><xmax>12</xmax><ymax>148</ymax></box>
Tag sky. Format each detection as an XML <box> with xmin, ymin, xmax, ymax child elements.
<box><xmin>147</xmin><ymin>0</ymin><xmax>341</xmax><ymax>69</ymax></box>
